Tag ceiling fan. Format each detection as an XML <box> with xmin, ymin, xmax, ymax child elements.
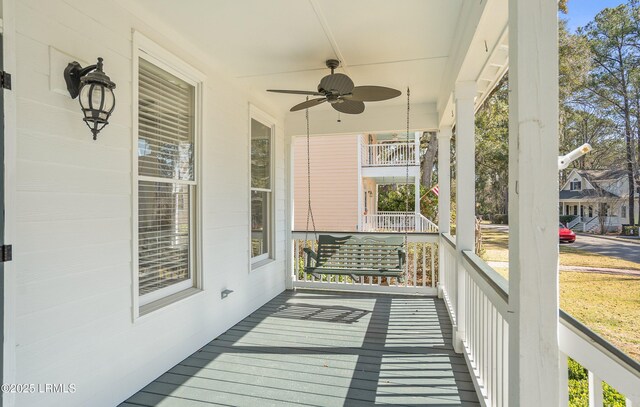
<box><xmin>267</xmin><ymin>59</ymin><xmax>402</xmax><ymax>114</ymax></box>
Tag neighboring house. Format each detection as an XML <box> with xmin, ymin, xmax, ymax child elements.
<box><xmin>293</xmin><ymin>132</ymin><xmax>437</xmax><ymax>232</ymax></box>
<box><xmin>559</xmin><ymin>168</ymin><xmax>639</xmax><ymax>232</ymax></box>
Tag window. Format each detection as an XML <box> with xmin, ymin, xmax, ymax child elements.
<box><xmin>570</xmin><ymin>179</ymin><xmax>582</xmax><ymax>191</ymax></box>
<box><xmin>622</xmin><ymin>205</ymin><xmax>627</xmax><ymax>218</ymax></box>
<box><xmin>135</xmin><ymin>53</ymin><xmax>201</xmax><ymax>307</ymax></box>
<box><xmin>250</xmin><ymin>112</ymin><xmax>274</xmax><ymax>265</ymax></box>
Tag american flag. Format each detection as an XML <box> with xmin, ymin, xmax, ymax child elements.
<box><xmin>430</xmin><ymin>185</ymin><xmax>439</xmax><ymax>196</ymax></box>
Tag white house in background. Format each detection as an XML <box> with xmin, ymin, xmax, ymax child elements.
<box><xmin>293</xmin><ymin>132</ymin><xmax>438</xmax><ymax>233</ymax></box>
<box><xmin>559</xmin><ymin>168</ymin><xmax>639</xmax><ymax>232</ymax></box>
<box><xmin>0</xmin><ymin>0</ymin><xmax>638</xmax><ymax>406</ymax></box>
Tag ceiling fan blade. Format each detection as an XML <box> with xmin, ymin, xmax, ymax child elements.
<box><xmin>267</xmin><ymin>89</ymin><xmax>324</xmax><ymax>96</ymax></box>
<box><xmin>332</xmin><ymin>100</ymin><xmax>365</xmax><ymax>114</ymax></box>
<box><xmin>347</xmin><ymin>86</ymin><xmax>402</xmax><ymax>102</ymax></box>
<box><xmin>319</xmin><ymin>73</ymin><xmax>354</xmax><ymax>94</ymax></box>
<box><xmin>290</xmin><ymin>97</ymin><xmax>327</xmax><ymax>112</ymax></box>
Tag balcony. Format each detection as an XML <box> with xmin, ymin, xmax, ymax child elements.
<box><xmin>362</xmin><ymin>142</ymin><xmax>419</xmax><ymax>167</ymax></box>
<box><xmin>362</xmin><ymin>212</ymin><xmax>439</xmax><ymax>233</ymax></box>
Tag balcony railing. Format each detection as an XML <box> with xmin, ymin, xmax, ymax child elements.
<box><xmin>362</xmin><ymin>212</ymin><xmax>438</xmax><ymax>233</ymax></box>
<box><xmin>440</xmin><ymin>233</ymin><xmax>640</xmax><ymax>406</ymax></box>
<box><xmin>362</xmin><ymin>142</ymin><xmax>417</xmax><ymax>166</ymax></box>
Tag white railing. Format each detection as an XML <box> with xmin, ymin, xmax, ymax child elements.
<box><xmin>439</xmin><ymin>233</ymin><xmax>640</xmax><ymax>406</ymax></box>
<box><xmin>582</xmin><ymin>216</ymin><xmax>599</xmax><ymax>232</ymax></box>
<box><xmin>419</xmin><ymin>214</ymin><xmax>439</xmax><ymax>233</ymax></box>
<box><xmin>559</xmin><ymin>312</ymin><xmax>640</xmax><ymax>406</ymax></box>
<box><xmin>362</xmin><ymin>213</ymin><xmax>418</xmax><ymax>232</ymax></box>
<box><xmin>291</xmin><ymin>231</ymin><xmax>439</xmax><ymax>294</ymax></box>
<box><xmin>362</xmin><ymin>143</ymin><xmax>417</xmax><ymax>166</ymax></box>
<box><xmin>362</xmin><ymin>212</ymin><xmax>438</xmax><ymax>233</ymax></box>
<box><xmin>461</xmin><ymin>250</ymin><xmax>510</xmax><ymax>406</ymax></box>
<box><xmin>566</xmin><ymin>216</ymin><xmax>581</xmax><ymax>229</ymax></box>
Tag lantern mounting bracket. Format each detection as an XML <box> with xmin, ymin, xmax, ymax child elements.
<box><xmin>63</xmin><ymin>61</ymin><xmax>99</xmax><ymax>99</ymax></box>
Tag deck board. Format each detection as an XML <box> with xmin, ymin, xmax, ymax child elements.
<box><xmin>121</xmin><ymin>290</ymin><xmax>480</xmax><ymax>406</ymax></box>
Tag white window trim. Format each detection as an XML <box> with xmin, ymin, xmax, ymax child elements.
<box><xmin>132</xmin><ymin>32</ymin><xmax>206</xmax><ymax>320</ymax></box>
<box><xmin>249</xmin><ymin>105</ymin><xmax>276</xmax><ymax>270</ymax></box>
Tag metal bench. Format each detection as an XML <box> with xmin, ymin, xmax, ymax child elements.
<box><xmin>303</xmin><ymin>234</ymin><xmax>406</xmax><ymax>282</ymax></box>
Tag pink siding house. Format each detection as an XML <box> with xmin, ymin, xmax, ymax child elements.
<box><xmin>294</xmin><ymin>133</ymin><xmax>437</xmax><ymax>232</ymax></box>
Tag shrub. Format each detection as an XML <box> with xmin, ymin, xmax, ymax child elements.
<box><xmin>621</xmin><ymin>225</ymin><xmax>639</xmax><ymax>236</ymax></box>
<box><xmin>568</xmin><ymin>358</ymin><xmax>626</xmax><ymax>407</ymax></box>
<box><xmin>492</xmin><ymin>214</ymin><xmax>508</xmax><ymax>224</ymax></box>
<box><xmin>560</xmin><ymin>215</ymin><xmax>577</xmax><ymax>225</ymax></box>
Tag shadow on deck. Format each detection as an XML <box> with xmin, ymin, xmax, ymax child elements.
<box><xmin>121</xmin><ymin>290</ymin><xmax>480</xmax><ymax>406</ymax></box>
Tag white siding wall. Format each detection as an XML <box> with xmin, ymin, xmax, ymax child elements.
<box><xmin>12</xmin><ymin>1</ymin><xmax>286</xmax><ymax>406</ymax></box>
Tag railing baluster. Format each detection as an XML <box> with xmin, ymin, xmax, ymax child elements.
<box><xmin>588</xmin><ymin>371</ymin><xmax>603</xmax><ymax>407</ymax></box>
<box><xmin>431</xmin><ymin>243</ymin><xmax>436</xmax><ymax>287</ymax></box>
<box><xmin>559</xmin><ymin>352</ymin><xmax>569</xmax><ymax>407</ymax></box>
<box><xmin>412</xmin><ymin>242</ymin><xmax>417</xmax><ymax>287</ymax></box>
<box><xmin>422</xmin><ymin>243</ymin><xmax>427</xmax><ymax>287</ymax></box>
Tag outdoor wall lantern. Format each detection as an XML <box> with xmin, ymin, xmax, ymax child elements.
<box><xmin>63</xmin><ymin>57</ymin><xmax>116</xmax><ymax>140</ymax></box>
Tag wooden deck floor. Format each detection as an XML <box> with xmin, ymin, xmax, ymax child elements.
<box><xmin>121</xmin><ymin>290</ymin><xmax>480</xmax><ymax>406</ymax></box>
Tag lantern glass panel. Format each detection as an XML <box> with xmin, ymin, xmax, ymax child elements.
<box><xmin>103</xmin><ymin>88</ymin><xmax>115</xmax><ymax>112</ymax></box>
<box><xmin>79</xmin><ymin>84</ymin><xmax>91</xmax><ymax>109</ymax></box>
<box><xmin>90</xmin><ymin>85</ymin><xmax>104</xmax><ymax>110</ymax></box>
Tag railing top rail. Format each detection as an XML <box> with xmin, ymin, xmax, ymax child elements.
<box><xmin>560</xmin><ymin>310</ymin><xmax>640</xmax><ymax>379</ymax></box>
<box><xmin>461</xmin><ymin>250</ymin><xmax>509</xmax><ymax>303</ymax></box>
<box><xmin>442</xmin><ymin>233</ymin><xmax>456</xmax><ymax>249</ymax></box>
<box><xmin>292</xmin><ymin>230</ymin><xmax>439</xmax><ymax>242</ymax></box>
<box><xmin>366</xmin><ymin>142</ymin><xmax>414</xmax><ymax>147</ymax></box>
<box><xmin>292</xmin><ymin>230</ymin><xmax>438</xmax><ymax>235</ymax></box>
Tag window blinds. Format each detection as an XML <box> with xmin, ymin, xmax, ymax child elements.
<box><xmin>138</xmin><ymin>58</ymin><xmax>195</xmax><ymax>297</ymax></box>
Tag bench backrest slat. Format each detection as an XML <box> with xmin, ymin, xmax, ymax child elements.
<box><xmin>314</xmin><ymin>234</ymin><xmax>404</xmax><ymax>271</ymax></box>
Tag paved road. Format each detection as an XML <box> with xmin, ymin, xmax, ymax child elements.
<box><xmin>482</xmin><ymin>224</ymin><xmax>640</xmax><ymax>264</ymax></box>
<box><xmin>570</xmin><ymin>234</ymin><xmax>640</xmax><ymax>264</ymax></box>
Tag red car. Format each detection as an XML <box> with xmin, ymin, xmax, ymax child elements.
<box><xmin>559</xmin><ymin>223</ymin><xmax>576</xmax><ymax>243</ymax></box>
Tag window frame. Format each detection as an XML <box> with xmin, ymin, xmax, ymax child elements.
<box><xmin>249</xmin><ymin>105</ymin><xmax>276</xmax><ymax>269</ymax></box>
<box><xmin>570</xmin><ymin>179</ymin><xmax>582</xmax><ymax>191</ymax></box>
<box><xmin>132</xmin><ymin>32</ymin><xmax>205</xmax><ymax>318</ymax></box>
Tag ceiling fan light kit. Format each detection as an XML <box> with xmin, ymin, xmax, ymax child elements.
<box><xmin>267</xmin><ymin>59</ymin><xmax>401</xmax><ymax>114</ymax></box>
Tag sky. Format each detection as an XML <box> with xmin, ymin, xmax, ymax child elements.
<box><xmin>564</xmin><ymin>0</ymin><xmax>626</xmax><ymax>31</ymax></box>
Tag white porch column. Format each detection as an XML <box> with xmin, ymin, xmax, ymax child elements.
<box><xmin>508</xmin><ymin>0</ymin><xmax>560</xmax><ymax>405</ymax></box>
<box><xmin>437</xmin><ymin>126</ymin><xmax>452</xmax><ymax>299</ymax></box>
<box><xmin>454</xmin><ymin>81</ymin><xmax>476</xmax><ymax>352</ymax></box>
<box><xmin>285</xmin><ymin>134</ymin><xmax>294</xmax><ymax>290</ymax></box>
<box><xmin>438</xmin><ymin>127</ymin><xmax>452</xmax><ymax>234</ymax></box>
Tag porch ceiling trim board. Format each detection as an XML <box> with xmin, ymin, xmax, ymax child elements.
<box><xmin>438</xmin><ymin>0</ymin><xmax>508</xmax><ymax>127</ymax></box>
<box><xmin>507</xmin><ymin>0</ymin><xmax>560</xmax><ymax>405</ymax></box>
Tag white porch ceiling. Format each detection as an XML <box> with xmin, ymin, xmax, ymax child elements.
<box><xmin>128</xmin><ymin>0</ymin><xmax>465</xmax><ymax>116</ymax></box>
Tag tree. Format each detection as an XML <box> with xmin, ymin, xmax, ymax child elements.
<box><xmin>420</xmin><ymin>131</ymin><xmax>438</xmax><ymax>187</ymax></box>
<box><xmin>475</xmin><ymin>76</ymin><xmax>509</xmax><ymax>218</ymax></box>
<box><xmin>582</xmin><ymin>5</ymin><xmax>639</xmax><ymax>226</ymax></box>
